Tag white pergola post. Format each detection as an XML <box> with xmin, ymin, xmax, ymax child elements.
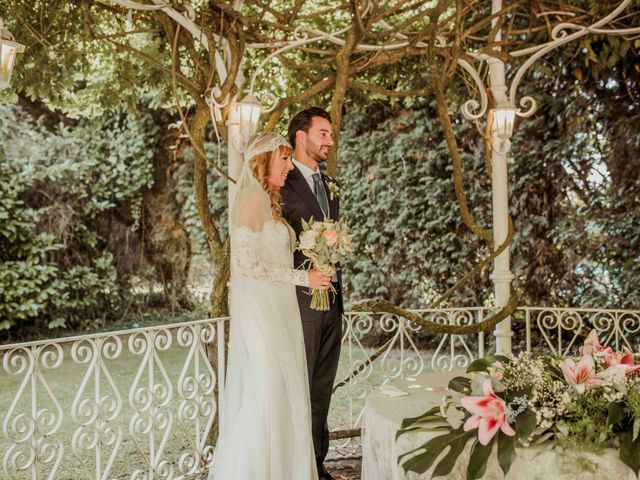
<box><xmin>489</xmin><ymin>130</ymin><xmax>514</xmax><ymax>355</ymax></box>
<box><xmin>488</xmin><ymin>0</ymin><xmax>514</xmax><ymax>355</ymax></box>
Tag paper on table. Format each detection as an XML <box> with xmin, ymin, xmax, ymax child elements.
<box><xmin>379</xmin><ymin>384</ymin><xmax>409</xmax><ymax>397</ymax></box>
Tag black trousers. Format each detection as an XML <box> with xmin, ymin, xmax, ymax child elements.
<box><xmin>296</xmin><ymin>283</ymin><xmax>343</xmax><ymax>472</ymax></box>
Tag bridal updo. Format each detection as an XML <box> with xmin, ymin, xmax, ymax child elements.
<box><xmin>247</xmin><ymin>144</ymin><xmax>292</xmax><ymax>222</ymax></box>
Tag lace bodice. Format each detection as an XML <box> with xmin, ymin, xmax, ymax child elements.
<box><xmin>231</xmin><ymin>220</ymin><xmax>308</xmax><ymax>287</ymax></box>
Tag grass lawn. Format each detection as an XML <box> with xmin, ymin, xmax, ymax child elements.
<box><xmin>0</xmin><ymin>340</ymin><xmax>431</xmax><ymax>479</ymax></box>
<box><xmin>0</xmin><ymin>340</ymin><xmax>201</xmax><ymax>479</ymax></box>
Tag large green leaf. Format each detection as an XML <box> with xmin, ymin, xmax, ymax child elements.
<box><xmin>398</xmin><ymin>406</ymin><xmax>444</xmax><ymax>432</ymax></box>
<box><xmin>515</xmin><ymin>410</ymin><xmax>537</xmax><ymax>443</ymax></box>
<box><xmin>497</xmin><ymin>432</ymin><xmax>516</xmax><ymax>476</ymax></box>
<box><xmin>607</xmin><ymin>402</ymin><xmax>625</xmax><ymax>428</ymax></box>
<box><xmin>466</xmin><ymin>438</ymin><xmax>494</xmax><ymax>480</ymax></box>
<box><xmin>432</xmin><ymin>430</ymin><xmax>474</xmax><ymax>477</ymax></box>
<box><xmin>620</xmin><ymin>429</ymin><xmax>640</xmax><ymax>475</ymax></box>
<box><xmin>397</xmin><ymin>425</ymin><xmax>451</xmax><ymax>441</ymax></box>
<box><xmin>400</xmin><ymin>429</ymin><xmax>472</xmax><ymax>474</ymax></box>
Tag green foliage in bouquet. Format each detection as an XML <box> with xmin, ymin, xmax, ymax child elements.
<box><xmin>298</xmin><ymin>217</ymin><xmax>353</xmax><ymax>310</ymax></box>
<box><xmin>397</xmin><ymin>331</ymin><xmax>640</xmax><ymax>479</ymax></box>
<box><xmin>298</xmin><ymin>217</ymin><xmax>353</xmax><ymax>267</ymax></box>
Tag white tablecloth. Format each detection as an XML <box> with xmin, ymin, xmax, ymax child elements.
<box><xmin>361</xmin><ymin>371</ymin><xmax>635</xmax><ymax>480</ymax></box>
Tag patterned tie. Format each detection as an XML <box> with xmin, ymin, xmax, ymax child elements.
<box><xmin>312</xmin><ymin>172</ymin><xmax>329</xmax><ymax>218</ymax></box>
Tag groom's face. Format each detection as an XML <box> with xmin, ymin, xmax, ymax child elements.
<box><xmin>303</xmin><ymin>116</ymin><xmax>334</xmax><ymax>163</ymax></box>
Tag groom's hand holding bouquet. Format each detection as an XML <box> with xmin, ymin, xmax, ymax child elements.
<box><xmin>298</xmin><ymin>218</ymin><xmax>353</xmax><ymax>311</ymax></box>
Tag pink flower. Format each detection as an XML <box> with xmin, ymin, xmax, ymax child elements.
<box><xmin>603</xmin><ymin>351</ymin><xmax>640</xmax><ymax>374</ymax></box>
<box><xmin>580</xmin><ymin>330</ymin><xmax>640</xmax><ymax>375</ymax></box>
<box><xmin>579</xmin><ymin>329</ymin><xmax>606</xmax><ymax>356</ymax></box>
<box><xmin>560</xmin><ymin>354</ymin><xmax>602</xmax><ymax>393</ymax></box>
<box><xmin>322</xmin><ymin>230</ymin><xmax>339</xmax><ymax>247</ymax></box>
<box><xmin>460</xmin><ymin>379</ymin><xmax>515</xmax><ymax>445</ymax></box>
<box><xmin>601</xmin><ymin>347</ymin><xmax>619</xmax><ymax>367</ymax></box>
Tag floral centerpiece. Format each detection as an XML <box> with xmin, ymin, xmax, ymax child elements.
<box><xmin>397</xmin><ymin>330</ymin><xmax>640</xmax><ymax>479</ymax></box>
<box><xmin>297</xmin><ymin>218</ymin><xmax>353</xmax><ymax>310</ymax></box>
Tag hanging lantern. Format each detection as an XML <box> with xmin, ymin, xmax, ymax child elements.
<box><xmin>490</xmin><ymin>106</ymin><xmax>517</xmax><ymax>139</ymax></box>
<box><xmin>0</xmin><ymin>19</ymin><xmax>25</xmax><ymax>90</ymax></box>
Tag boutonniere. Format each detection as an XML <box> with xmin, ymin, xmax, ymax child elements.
<box><xmin>326</xmin><ymin>180</ymin><xmax>340</xmax><ymax>201</ymax></box>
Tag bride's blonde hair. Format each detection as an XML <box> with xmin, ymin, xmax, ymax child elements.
<box><xmin>248</xmin><ymin>145</ymin><xmax>292</xmax><ymax>222</ymax></box>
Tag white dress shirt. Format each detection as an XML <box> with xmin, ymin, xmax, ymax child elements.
<box><xmin>292</xmin><ymin>158</ymin><xmax>320</xmax><ymax>193</ymax></box>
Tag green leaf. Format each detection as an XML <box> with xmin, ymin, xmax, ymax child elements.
<box><xmin>432</xmin><ymin>430</ymin><xmax>474</xmax><ymax>477</ymax></box>
<box><xmin>397</xmin><ymin>425</ymin><xmax>451</xmax><ymax>440</ymax></box>
<box><xmin>515</xmin><ymin>410</ymin><xmax>536</xmax><ymax>443</ymax></box>
<box><xmin>497</xmin><ymin>432</ymin><xmax>516</xmax><ymax>476</ymax></box>
<box><xmin>466</xmin><ymin>438</ymin><xmax>494</xmax><ymax>480</ymax></box>
<box><xmin>399</xmin><ymin>429</ymin><xmax>471</xmax><ymax>474</ymax></box>
<box><xmin>620</xmin><ymin>429</ymin><xmax>640</xmax><ymax>475</ymax></box>
<box><xmin>399</xmin><ymin>406</ymin><xmax>442</xmax><ymax>430</ymax></box>
<box><xmin>448</xmin><ymin>376</ymin><xmax>471</xmax><ymax>394</ymax></box>
<box><xmin>466</xmin><ymin>355</ymin><xmax>510</xmax><ymax>374</ymax></box>
<box><xmin>607</xmin><ymin>402</ymin><xmax>625</xmax><ymax>428</ymax></box>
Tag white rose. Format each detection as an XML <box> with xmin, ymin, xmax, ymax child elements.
<box><xmin>299</xmin><ymin>230</ymin><xmax>317</xmax><ymax>250</ymax></box>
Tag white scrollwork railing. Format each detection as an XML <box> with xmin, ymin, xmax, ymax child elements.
<box><xmin>3</xmin><ymin>306</ymin><xmax>640</xmax><ymax>472</ymax></box>
<box><xmin>520</xmin><ymin>307</ymin><xmax>640</xmax><ymax>357</ymax></box>
<box><xmin>1</xmin><ymin>318</ymin><xmax>226</xmax><ymax>480</ymax></box>
<box><xmin>331</xmin><ymin>307</ymin><xmax>488</xmax><ymax>447</ymax></box>
<box><xmin>329</xmin><ymin>306</ymin><xmax>640</xmax><ymax>447</ymax></box>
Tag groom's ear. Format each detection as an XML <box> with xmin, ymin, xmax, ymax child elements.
<box><xmin>295</xmin><ymin>129</ymin><xmax>306</xmax><ymax>146</ymax></box>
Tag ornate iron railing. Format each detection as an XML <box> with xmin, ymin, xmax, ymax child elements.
<box><xmin>330</xmin><ymin>306</ymin><xmax>640</xmax><ymax>447</ymax></box>
<box><xmin>2</xmin><ymin>307</ymin><xmax>639</xmax><ymax>477</ymax></box>
<box><xmin>1</xmin><ymin>319</ymin><xmax>227</xmax><ymax>480</ymax></box>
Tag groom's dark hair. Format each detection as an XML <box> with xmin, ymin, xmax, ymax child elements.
<box><xmin>288</xmin><ymin>107</ymin><xmax>331</xmax><ymax>149</ymax></box>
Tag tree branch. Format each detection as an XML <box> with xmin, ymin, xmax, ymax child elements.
<box><xmin>106</xmin><ymin>38</ymin><xmax>201</xmax><ymax>98</ymax></box>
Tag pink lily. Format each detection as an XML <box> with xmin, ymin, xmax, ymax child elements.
<box><xmin>602</xmin><ymin>350</ymin><xmax>640</xmax><ymax>374</ymax></box>
<box><xmin>579</xmin><ymin>329</ymin><xmax>606</xmax><ymax>356</ymax></box>
<box><xmin>580</xmin><ymin>330</ymin><xmax>640</xmax><ymax>374</ymax></box>
<box><xmin>560</xmin><ymin>354</ymin><xmax>602</xmax><ymax>393</ymax></box>
<box><xmin>460</xmin><ymin>379</ymin><xmax>515</xmax><ymax>445</ymax></box>
<box><xmin>601</xmin><ymin>347</ymin><xmax>620</xmax><ymax>367</ymax></box>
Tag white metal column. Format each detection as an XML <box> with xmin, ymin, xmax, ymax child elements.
<box><xmin>488</xmin><ymin>0</ymin><xmax>514</xmax><ymax>355</ymax></box>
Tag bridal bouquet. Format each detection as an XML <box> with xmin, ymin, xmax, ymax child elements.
<box><xmin>398</xmin><ymin>330</ymin><xmax>640</xmax><ymax>479</ymax></box>
<box><xmin>298</xmin><ymin>218</ymin><xmax>353</xmax><ymax>310</ymax></box>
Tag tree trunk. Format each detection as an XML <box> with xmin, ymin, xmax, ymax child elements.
<box><xmin>141</xmin><ymin>126</ymin><xmax>193</xmax><ymax>310</ymax></box>
<box><xmin>189</xmin><ymin>102</ymin><xmax>229</xmax><ymax>317</ymax></box>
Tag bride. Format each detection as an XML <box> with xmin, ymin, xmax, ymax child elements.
<box><xmin>209</xmin><ymin>132</ymin><xmax>331</xmax><ymax>480</ymax></box>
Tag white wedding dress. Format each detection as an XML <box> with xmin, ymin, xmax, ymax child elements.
<box><xmin>209</xmin><ymin>143</ymin><xmax>318</xmax><ymax>480</ymax></box>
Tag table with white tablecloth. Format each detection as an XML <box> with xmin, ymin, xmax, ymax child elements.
<box><xmin>361</xmin><ymin>371</ymin><xmax>635</xmax><ymax>480</ymax></box>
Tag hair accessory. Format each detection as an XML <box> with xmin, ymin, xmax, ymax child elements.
<box><xmin>245</xmin><ymin>132</ymin><xmax>291</xmax><ymax>162</ymax></box>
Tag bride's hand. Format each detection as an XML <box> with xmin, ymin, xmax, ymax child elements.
<box><xmin>307</xmin><ymin>269</ymin><xmax>332</xmax><ymax>290</ymax></box>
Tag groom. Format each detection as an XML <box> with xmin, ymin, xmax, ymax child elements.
<box><xmin>282</xmin><ymin>107</ymin><xmax>344</xmax><ymax>480</ymax></box>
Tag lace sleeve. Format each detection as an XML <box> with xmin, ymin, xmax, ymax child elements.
<box><xmin>232</xmin><ymin>228</ymin><xmax>309</xmax><ymax>287</ymax></box>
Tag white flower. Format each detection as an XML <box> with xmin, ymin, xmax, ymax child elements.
<box><xmin>598</xmin><ymin>365</ymin><xmax>627</xmax><ymax>386</ymax></box>
<box><xmin>327</xmin><ymin>181</ymin><xmax>340</xmax><ymax>201</ymax></box>
<box><xmin>299</xmin><ymin>230</ymin><xmax>318</xmax><ymax>250</ymax></box>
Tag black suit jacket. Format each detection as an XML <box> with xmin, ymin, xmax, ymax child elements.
<box><xmin>281</xmin><ymin>165</ymin><xmax>344</xmax><ymax>313</ymax></box>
